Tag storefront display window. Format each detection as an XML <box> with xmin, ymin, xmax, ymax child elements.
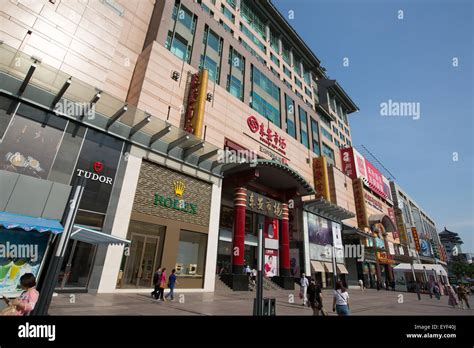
<box><xmin>0</xmin><ymin>105</ymin><xmax>67</xmax><ymax>180</ymax></box>
<box><xmin>176</xmin><ymin>230</ymin><xmax>207</xmax><ymax>277</ymax></box>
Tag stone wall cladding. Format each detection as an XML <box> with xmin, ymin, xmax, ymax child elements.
<box><xmin>133</xmin><ymin>160</ymin><xmax>211</xmax><ymax>227</ymax></box>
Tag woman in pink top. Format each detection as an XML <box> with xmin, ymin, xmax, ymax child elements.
<box><xmin>157</xmin><ymin>268</ymin><xmax>167</xmax><ymax>301</ymax></box>
<box><xmin>3</xmin><ymin>273</ymin><xmax>39</xmax><ymax>316</ymax></box>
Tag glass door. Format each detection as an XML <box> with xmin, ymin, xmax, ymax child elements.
<box><xmin>123</xmin><ymin>233</ymin><xmax>160</xmax><ymax>288</ymax></box>
<box><xmin>56</xmin><ymin>240</ymin><xmax>97</xmax><ymax>290</ymax></box>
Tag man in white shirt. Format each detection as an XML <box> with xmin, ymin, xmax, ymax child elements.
<box><xmin>300</xmin><ymin>273</ymin><xmax>309</xmax><ymax>306</ymax></box>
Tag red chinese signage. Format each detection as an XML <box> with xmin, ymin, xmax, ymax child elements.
<box><xmin>411</xmin><ymin>227</ymin><xmax>420</xmax><ymax>252</ymax></box>
<box><xmin>341</xmin><ymin>147</ymin><xmax>357</xmax><ymax>179</ymax></box>
<box><xmin>365</xmin><ymin>159</ymin><xmax>385</xmax><ymax>198</ymax></box>
<box><xmin>387</xmin><ymin>207</ymin><xmax>399</xmax><ymax>239</ymax></box>
<box><xmin>247</xmin><ymin>116</ymin><xmax>286</xmax><ymax>155</ymax></box>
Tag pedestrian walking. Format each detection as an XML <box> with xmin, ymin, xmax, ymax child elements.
<box><xmin>151</xmin><ymin>267</ymin><xmax>162</xmax><ymax>299</ymax></box>
<box><xmin>358</xmin><ymin>279</ymin><xmax>364</xmax><ymax>292</ymax></box>
<box><xmin>307</xmin><ymin>279</ymin><xmax>323</xmax><ymax>316</ymax></box>
<box><xmin>457</xmin><ymin>284</ymin><xmax>470</xmax><ymax>309</ymax></box>
<box><xmin>157</xmin><ymin>268</ymin><xmax>167</xmax><ymax>301</ymax></box>
<box><xmin>332</xmin><ymin>281</ymin><xmax>350</xmax><ymax>316</ymax></box>
<box><xmin>300</xmin><ymin>273</ymin><xmax>309</xmax><ymax>306</ymax></box>
<box><xmin>433</xmin><ymin>283</ymin><xmax>441</xmax><ymax>300</ymax></box>
<box><xmin>447</xmin><ymin>285</ymin><xmax>459</xmax><ymax>308</ymax></box>
<box><xmin>165</xmin><ymin>269</ymin><xmax>178</xmax><ymax>301</ymax></box>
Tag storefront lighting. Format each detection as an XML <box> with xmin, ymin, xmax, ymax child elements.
<box><xmin>7</xmin><ymin>63</ymin><xmax>37</xmax><ymax>114</ymax></box>
<box><xmin>106</xmin><ymin>104</ymin><xmax>128</xmax><ymax>130</ymax></box>
<box><xmin>197</xmin><ymin>148</ymin><xmax>219</xmax><ymax>164</ymax></box>
<box><xmin>149</xmin><ymin>123</ymin><xmax>172</xmax><ymax>146</ymax></box>
<box><xmin>167</xmin><ymin>134</ymin><xmax>190</xmax><ymax>153</ymax></box>
<box><xmin>129</xmin><ymin>114</ymin><xmax>151</xmax><ymax>138</ymax></box>
<box><xmin>51</xmin><ymin>77</ymin><xmax>72</xmax><ymax>108</ymax></box>
<box><xmin>183</xmin><ymin>141</ymin><xmax>204</xmax><ymax>159</ymax></box>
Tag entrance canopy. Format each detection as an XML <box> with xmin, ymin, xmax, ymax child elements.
<box><xmin>337</xmin><ymin>264</ymin><xmax>349</xmax><ymax>274</ymax></box>
<box><xmin>0</xmin><ymin>211</ymin><xmax>63</xmax><ymax>234</ymax></box>
<box><xmin>304</xmin><ymin>198</ymin><xmax>355</xmax><ymax>222</ymax></box>
<box><xmin>71</xmin><ymin>225</ymin><xmax>130</xmax><ymax>246</ymax></box>
<box><xmin>393</xmin><ymin>263</ymin><xmax>448</xmax><ymax>277</ymax></box>
<box><xmin>223</xmin><ymin>159</ymin><xmax>315</xmax><ymax>196</ymax></box>
<box><xmin>311</xmin><ymin>260</ymin><xmax>325</xmax><ymax>273</ymax></box>
<box><xmin>368</xmin><ymin>214</ymin><xmax>396</xmax><ymax>233</ymax></box>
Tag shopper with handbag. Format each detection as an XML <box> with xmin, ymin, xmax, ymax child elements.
<box><xmin>157</xmin><ymin>268</ymin><xmax>167</xmax><ymax>301</ymax></box>
<box><xmin>332</xmin><ymin>281</ymin><xmax>350</xmax><ymax>316</ymax></box>
<box><xmin>307</xmin><ymin>278</ymin><xmax>323</xmax><ymax>316</ymax></box>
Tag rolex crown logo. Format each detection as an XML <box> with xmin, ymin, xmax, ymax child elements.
<box><xmin>173</xmin><ymin>181</ymin><xmax>185</xmax><ymax>197</ymax></box>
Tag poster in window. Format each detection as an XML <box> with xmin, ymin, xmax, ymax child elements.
<box><xmin>264</xmin><ymin>249</ymin><xmax>278</xmax><ymax>277</ymax></box>
<box><xmin>0</xmin><ymin>115</ymin><xmax>64</xmax><ymax>180</ymax></box>
<box><xmin>0</xmin><ymin>230</ymin><xmax>49</xmax><ymax>297</ymax></box>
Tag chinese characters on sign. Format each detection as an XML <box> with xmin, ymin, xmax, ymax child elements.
<box><xmin>377</xmin><ymin>251</ymin><xmax>395</xmax><ymax>264</ymax></box>
<box><xmin>353</xmin><ymin>178</ymin><xmax>369</xmax><ymax>228</ymax></box>
<box><xmin>411</xmin><ymin>227</ymin><xmax>420</xmax><ymax>251</ymax></box>
<box><xmin>365</xmin><ymin>159</ymin><xmax>385</xmax><ymax>197</ymax></box>
<box><xmin>387</xmin><ymin>207</ymin><xmax>399</xmax><ymax>239</ymax></box>
<box><xmin>313</xmin><ymin>156</ymin><xmax>330</xmax><ymax>200</ymax></box>
<box><xmin>364</xmin><ymin>192</ymin><xmax>384</xmax><ymax>212</ymax></box>
<box><xmin>247</xmin><ymin>116</ymin><xmax>286</xmax><ymax>155</ymax></box>
<box><xmin>247</xmin><ymin>190</ymin><xmax>283</xmax><ymax>219</ymax></box>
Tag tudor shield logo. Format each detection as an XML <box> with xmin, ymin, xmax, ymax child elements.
<box><xmin>93</xmin><ymin>161</ymin><xmax>103</xmax><ymax>173</ymax></box>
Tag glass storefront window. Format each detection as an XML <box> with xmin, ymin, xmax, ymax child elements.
<box><xmin>0</xmin><ymin>104</ymin><xmax>67</xmax><ymax>180</ymax></box>
<box><xmin>176</xmin><ymin>230</ymin><xmax>207</xmax><ymax>277</ymax></box>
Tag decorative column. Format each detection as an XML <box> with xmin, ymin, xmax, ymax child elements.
<box><xmin>279</xmin><ymin>203</ymin><xmax>290</xmax><ymax>277</ymax></box>
<box><xmin>232</xmin><ymin>187</ymin><xmax>247</xmax><ymax>274</ymax></box>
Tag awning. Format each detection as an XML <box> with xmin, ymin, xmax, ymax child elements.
<box><xmin>323</xmin><ymin>262</ymin><xmax>333</xmax><ymax>273</ymax></box>
<box><xmin>0</xmin><ymin>211</ymin><xmax>63</xmax><ymax>234</ymax></box>
<box><xmin>342</xmin><ymin>225</ymin><xmax>371</xmax><ymax>238</ymax></box>
<box><xmin>223</xmin><ymin>159</ymin><xmax>315</xmax><ymax>196</ymax></box>
<box><xmin>304</xmin><ymin>198</ymin><xmax>355</xmax><ymax>222</ymax></box>
<box><xmin>71</xmin><ymin>225</ymin><xmax>130</xmax><ymax>245</ymax></box>
<box><xmin>393</xmin><ymin>263</ymin><xmax>448</xmax><ymax>277</ymax></box>
<box><xmin>368</xmin><ymin>214</ymin><xmax>396</xmax><ymax>233</ymax></box>
<box><xmin>337</xmin><ymin>263</ymin><xmax>349</xmax><ymax>274</ymax></box>
<box><xmin>311</xmin><ymin>260</ymin><xmax>325</xmax><ymax>273</ymax></box>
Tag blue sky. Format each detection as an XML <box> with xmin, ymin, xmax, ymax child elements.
<box><xmin>274</xmin><ymin>0</ymin><xmax>473</xmax><ymax>252</ymax></box>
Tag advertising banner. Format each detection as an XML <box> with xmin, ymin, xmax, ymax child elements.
<box><xmin>313</xmin><ymin>156</ymin><xmax>330</xmax><ymax>200</ymax></box>
<box><xmin>308</xmin><ymin>212</ymin><xmax>333</xmax><ymax>245</ymax></box>
<box><xmin>0</xmin><ymin>230</ymin><xmax>49</xmax><ymax>297</ymax></box>
<box><xmin>264</xmin><ymin>249</ymin><xmax>278</xmax><ymax>277</ymax></box>
<box><xmin>411</xmin><ymin>227</ymin><xmax>420</xmax><ymax>251</ymax></box>
<box><xmin>365</xmin><ymin>159</ymin><xmax>385</xmax><ymax>198</ymax></box>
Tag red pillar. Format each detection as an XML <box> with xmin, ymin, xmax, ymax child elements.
<box><xmin>232</xmin><ymin>187</ymin><xmax>247</xmax><ymax>274</ymax></box>
<box><xmin>279</xmin><ymin>203</ymin><xmax>290</xmax><ymax>277</ymax></box>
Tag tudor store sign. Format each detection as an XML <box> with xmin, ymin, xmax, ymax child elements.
<box><xmin>154</xmin><ymin>181</ymin><xmax>197</xmax><ymax>214</ymax></box>
<box><xmin>76</xmin><ymin>161</ymin><xmax>113</xmax><ymax>185</ymax></box>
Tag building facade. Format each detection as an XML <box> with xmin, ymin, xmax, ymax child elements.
<box><xmin>1</xmin><ymin>0</ymin><xmax>362</xmax><ymax>293</ymax></box>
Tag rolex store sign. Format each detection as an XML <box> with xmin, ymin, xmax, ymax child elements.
<box><xmin>154</xmin><ymin>180</ymin><xmax>197</xmax><ymax>214</ymax></box>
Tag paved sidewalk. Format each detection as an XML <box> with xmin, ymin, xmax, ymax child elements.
<box><xmin>48</xmin><ymin>288</ymin><xmax>474</xmax><ymax>316</ymax></box>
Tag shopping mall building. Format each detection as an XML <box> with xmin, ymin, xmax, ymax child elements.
<box><xmin>0</xmin><ymin>0</ymin><xmax>367</xmax><ymax>294</ymax></box>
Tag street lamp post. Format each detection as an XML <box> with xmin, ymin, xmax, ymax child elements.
<box><xmin>33</xmin><ymin>176</ymin><xmax>86</xmax><ymax>315</ymax></box>
<box><xmin>255</xmin><ymin>224</ymin><xmax>264</xmax><ymax>316</ymax></box>
<box><xmin>423</xmin><ymin>265</ymin><xmax>432</xmax><ymax>298</ymax></box>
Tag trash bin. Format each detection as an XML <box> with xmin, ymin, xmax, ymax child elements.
<box><xmin>253</xmin><ymin>298</ymin><xmax>276</xmax><ymax>316</ymax></box>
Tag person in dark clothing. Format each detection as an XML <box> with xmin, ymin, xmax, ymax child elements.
<box><xmin>151</xmin><ymin>267</ymin><xmax>162</xmax><ymax>299</ymax></box>
<box><xmin>307</xmin><ymin>279</ymin><xmax>323</xmax><ymax>316</ymax></box>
